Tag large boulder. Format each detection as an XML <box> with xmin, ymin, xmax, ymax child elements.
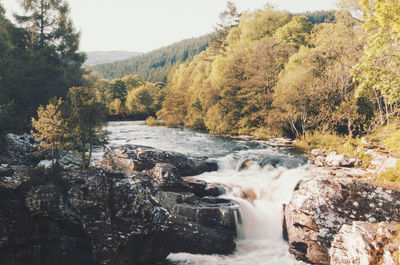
<box><xmin>4</xmin><ymin>133</ymin><xmax>42</xmax><ymax>166</ymax></box>
<box><xmin>283</xmin><ymin>176</ymin><xmax>400</xmax><ymax>264</ymax></box>
<box><xmin>329</xmin><ymin>221</ymin><xmax>399</xmax><ymax>265</ymax></box>
<box><xmin>98</xmin><ymin>145</ymin><xmax>218</xmax><ymax>176</ymax></box>
<box><xmin>168</xmin><ymin>196</ymin><xmax>238</xmax><ymax>254</ymax></box>
<box><xmin>0</xmin><ymin>167</ymin><xmax>172</xmax><ymax>265</ymax></box>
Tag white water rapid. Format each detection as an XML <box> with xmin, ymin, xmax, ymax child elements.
<box><xmin>103</xmin><ymin>121</ymin><xmax>309</xmax><ymax>265</ymax></box>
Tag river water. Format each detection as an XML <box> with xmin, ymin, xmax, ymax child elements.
<box><xmin>105</xmin><ymin>121</ymin><xmax>309</xmax><ymax>265</ymax></box>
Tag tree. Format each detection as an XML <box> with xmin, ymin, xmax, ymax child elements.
<box><xmin>209</xmin><ymin>1</ymin><xmax>241</xmax><ymax>52</ymax></box>
<box><xmin>16</xmin><ymin>0</ymin><xmax>85</xmax><ymax>98</ymax></box>
<box><xmin>68</xmin><ymin>87</ymin><xmax>107</xmax><ymax>169</ymax></box>
<box><xmin>31</xmin><ymin>98</ymin><xmax>69</xmax><ymax>166</ymax></box>
<box><xmin>353</xmin><ymin>0</ymin><xmax>400</xmax><ymax>125</ymax></box>
<box><xmin>274</xmin><ymin>16</ymin><xmax>313</xmax><ymax>48</ymax></box>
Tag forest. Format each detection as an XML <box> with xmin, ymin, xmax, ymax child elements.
<box><xmin>1</xmin><ymin>0</ymin><xmax>400</xmax><ymax>161</ymax></box>
<box><xmin>91</xmin><ymin>10</ymin><xmax>335</xmax><ymax>83</ymax></box>
<box><xmin>92</xmin><ymin>35</ymin><xmax>210</xmax><ymax>82</ymax></box>
<box><xmin>154</xmin><ymin>1</ymin><xmax>400</xmax><ymax>151</ymax></box>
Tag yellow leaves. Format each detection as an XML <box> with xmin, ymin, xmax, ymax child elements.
<box><xmin>31</xmin><ymin>98</ymin><xmax>68</xmax><ymax>149</ymax></box>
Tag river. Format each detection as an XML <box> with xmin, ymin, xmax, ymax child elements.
<box><xmin>104</xmin><ymin>121</ymin><xmax>309</xmax><ymax>265</ymax></box>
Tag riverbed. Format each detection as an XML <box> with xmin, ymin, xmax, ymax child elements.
<box><xmin>105</xmin><ymin>121</ymin><xmax>309</xmax><ymax>265</ymax></box>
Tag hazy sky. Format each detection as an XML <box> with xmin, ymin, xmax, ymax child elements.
<box><xmin>1</xmin><ymin>0</ymin><xmax>338</xmax><ymax>53</ymax></box>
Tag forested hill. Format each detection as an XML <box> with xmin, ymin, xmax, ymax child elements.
<box><xmin>297</xmin><ymin>10</ymin><xmax>335</xmax><ymax>24</ymax></box>
<box><xmin>91</xmin><ymin>35</ymin><xmax>209</xmax><ymax>82</ymax></box>
<box><xmin>85</xmin><ymin>51</ymin><xmax>142</xmax><ymax>66</ymax></box>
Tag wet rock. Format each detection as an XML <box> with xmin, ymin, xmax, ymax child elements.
<box><xmin>239</xmin><ymin>160</ymin><xmax>257</xmax><ymax>170</ymax></box>
<box><xmin>284</xmin><ymin>176</ymin><xmax>400</xmax><ymax>264</ymax></box>
<box><xmin>325</xmin><ymin>152</ymin><xmax>356</xmax><ymax>167</ymax></box>
<box><xmin>169</xmin><ymin>197</ymin><xmax>238</xmax><ymax>254</ymax></box>
<box><xmin>0</xmin><ymin>168</ymin><xmax>172</xmax><ymax>265</ymax></box>
<box><xmin>98</xmin><ymin>145</ymin><xmax>218</xmax><ymax>176</ymax></box>
<box><xmin>330</xmin><ymin>222</ymin><xmax>399</xmax><ymax>265</ymax></box>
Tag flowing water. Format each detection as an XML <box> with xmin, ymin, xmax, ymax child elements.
<box><xmin>104</xmin><ymin>121</ymin><xmax>309</xmax><ymax>265</ymax></box>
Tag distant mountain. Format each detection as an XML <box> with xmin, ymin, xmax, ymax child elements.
<box><xmin>91</xmin><ymin>35</ymin><xmax>209</xmax><ymax>82</ymax></box>
<box><xmin>85</xmin><ymin>51</ymin><xmax>142</xmax><ymax>66</ymax></box>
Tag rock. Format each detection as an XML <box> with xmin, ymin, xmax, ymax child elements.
<box><xmin>5</xmin><ymin>133</ymin><xmax>42</xmax><ymax>166</ymax></box>
<box><xmin>156</xmin><ymin>191</ymin><xmax>198</xmax><ymax>212</ymax></box>
<box><xmin>325</xmin><ymin>152</ymin><xmax>356</xmax><ymax>167</ymax></box>
<box><xmin>284</xmin><ymin>176</ymin><xmax>400</xmax><ymax>264</ymax></box>
<box><xmin>169</xmin><ymin>197</ymin><xmax>238</xmax><ymax>254</ymax></box>
<box><xmin>58</xmin><ymin>150</ymin><xmax>82</xmax><ymax>169</ymax></box>
<box><xmin>311</xmin><ymin>149</ymin><xmax>325</xmax><ymax>156</ymax></box>
<box><xmin>148</xmin><ymin>163</ymin><xmax>182</xmax><ymax>189</ymax></box>
<box><xmin>0</xmin><ymin>168</ymin><xmax>172</xmax><ymax>265</ymax></box>
<box><xmin>0</xmin><ymin>166</ymin><xmax>13</xmax><ymax>177</ymax></box>
<box><xmin>330</xmin><ymin>222</ymin><xmax>399</xmax><ymax>265</ymax></box>
<box><xmin>36</xmin><ymin>160</ymin><xmax>53</xmax><ymax>169</ymax></box>
<box><xmin>239</xmin><ymin>160</ymin><xmax>257</xmax><ymax>170</ymax></box>
<box><xmin>98</xmin><ymin>145</ymin><xmax>218</xmax><ymax>176</ymax></box>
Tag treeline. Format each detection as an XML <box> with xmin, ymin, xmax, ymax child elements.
<box><xmin>296</xmin><ymin>10</ymin><xmax>335</xmax><ymax>24</ymax></box>
<box><xmin>0</xmin><ymin>1</ymin><xmax>85</xmax><ymax>134</ymax></box>
<box><xmin>155</xmin><ymin>1</ymin><xmax>400</xmax><ymax>140</ymax></box>
<box><xmin>92</xmin><ymin>36</ymin><xmax>210</xmax><ymax>82</ymax></box>
<box><xmin>0</xmin><ymin>1</ymin><xmax>109</xmax><ymax>167</ymax></box>
<box><xmin>92</xmin><ymin>75</ymin><xmax>165</xmax><ymax>120</ymax></box>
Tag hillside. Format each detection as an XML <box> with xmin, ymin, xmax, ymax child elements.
<box><xmin>91</xmin><ymin>35</ymin><xmax>209</xmax><ymax>82</ymax></box>
<box><xmin>85</xmin><ymin>51</ymin><xmax>142</xmax><ymax>66</ymax></box>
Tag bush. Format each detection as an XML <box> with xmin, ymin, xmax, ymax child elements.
<box><xmin>145</xmin><ymin>116</ymin><xmax>163</xmax><ymax>126</ymax></box>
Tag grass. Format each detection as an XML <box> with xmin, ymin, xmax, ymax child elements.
<box><xmin>295</xmin><ymin>131</ymin><xmax>373</xmax><ymax>168</ymax></box>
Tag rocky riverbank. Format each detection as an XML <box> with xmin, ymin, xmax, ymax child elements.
<box><xmin>283</xmin><ymin>147</ymin><xmax>400</xmax><ymax>264</ymax></box>
<box><xmin>0</xmin><ymin>134</ymin><xmax>238</xmax><ymax>265</ymax></box>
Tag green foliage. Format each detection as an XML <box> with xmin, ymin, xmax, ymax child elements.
<box><xmin>92</xmin><ymin>35</ymin><xmax>209</xmax><ymax>82</ymax></box>
<box><xmin>274</xmin><ymin>16</ymin><xmax>313</xmax><ymax>47</ymax></box>
<box><xmin>353</xmin><ymin>0</ymin><xmax>400</xmax><ymax>125</ymax></box>
<box><xmin>67</xmin><ymin>87</ymin><xmax>107</xmax><ymax>169</ymax></box>
<box><xmin>295</xmin><ymin>10</ymin><xmax>336</xmax><ymax>24</ymax></box>
<box><xmin>0</xmin><ymin>1</ymin><xmax>85</xmax><ymax>134</ymax></box>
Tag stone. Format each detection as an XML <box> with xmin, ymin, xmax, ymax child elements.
<box><xmin>284</xmin><ymin>176</ymin><xmax>400</xmax><ymax>264</ymax></box>
<box><xmin>98</xmin><ymin>145</ymin><xmax>218</xmax><ymax>176</ymax></box>
<box><xmin>311</xmin><ymin>149</ymin><xmax>325</xmax><ymax>156</ymax></box>
<box><xmin>169</xmin><ymin>196</ymin><xmax>238</xmax><ymax>254</ymax></box>
<box><xmin>0</xmin><ymin>166</ymin><xmax>13</xmax><ymax>177</ymax></box>
<box><xmin>330</xmin><ymin>222</ymin><xmax>399</xmax><ymax>265</ymax></box>
<box><xmin>4</xmin><ymin>133</ymin><xmax>42</xmax><ymax>166</ymax></box>
<box><xmin>148</xmin><ymin>163</ymin><xmax>182</xmax><ymax>189</ymax></box>
<box><xmin>325</xmin><ymin>152</ymin><xmax>356</xmax><ymax>167</ymax></box>
<box><xmin>0</xmin><ymin>168</ymin><xmax>172</xmax><ymax>265</ymax></box>
<box><xmin>239</xmin><ymin>160</ymin><xmax>257</xmax><ymax>170</ymax></box>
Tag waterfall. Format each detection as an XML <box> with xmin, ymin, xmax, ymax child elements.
<box><xmin>103</xmin><ymin>121</ymin><xmax>309</xmax><ymax>265</ymax></box>
<box><xmin>169</xmin><ymin>154</ymin><xmax>308</xmax><ymax>265</ymax></box>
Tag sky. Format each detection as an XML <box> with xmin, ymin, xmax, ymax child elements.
<box><xmin>1</xmin><ymin>0</ymin><xmax>338</xmax><ymax>53</ymax></box>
